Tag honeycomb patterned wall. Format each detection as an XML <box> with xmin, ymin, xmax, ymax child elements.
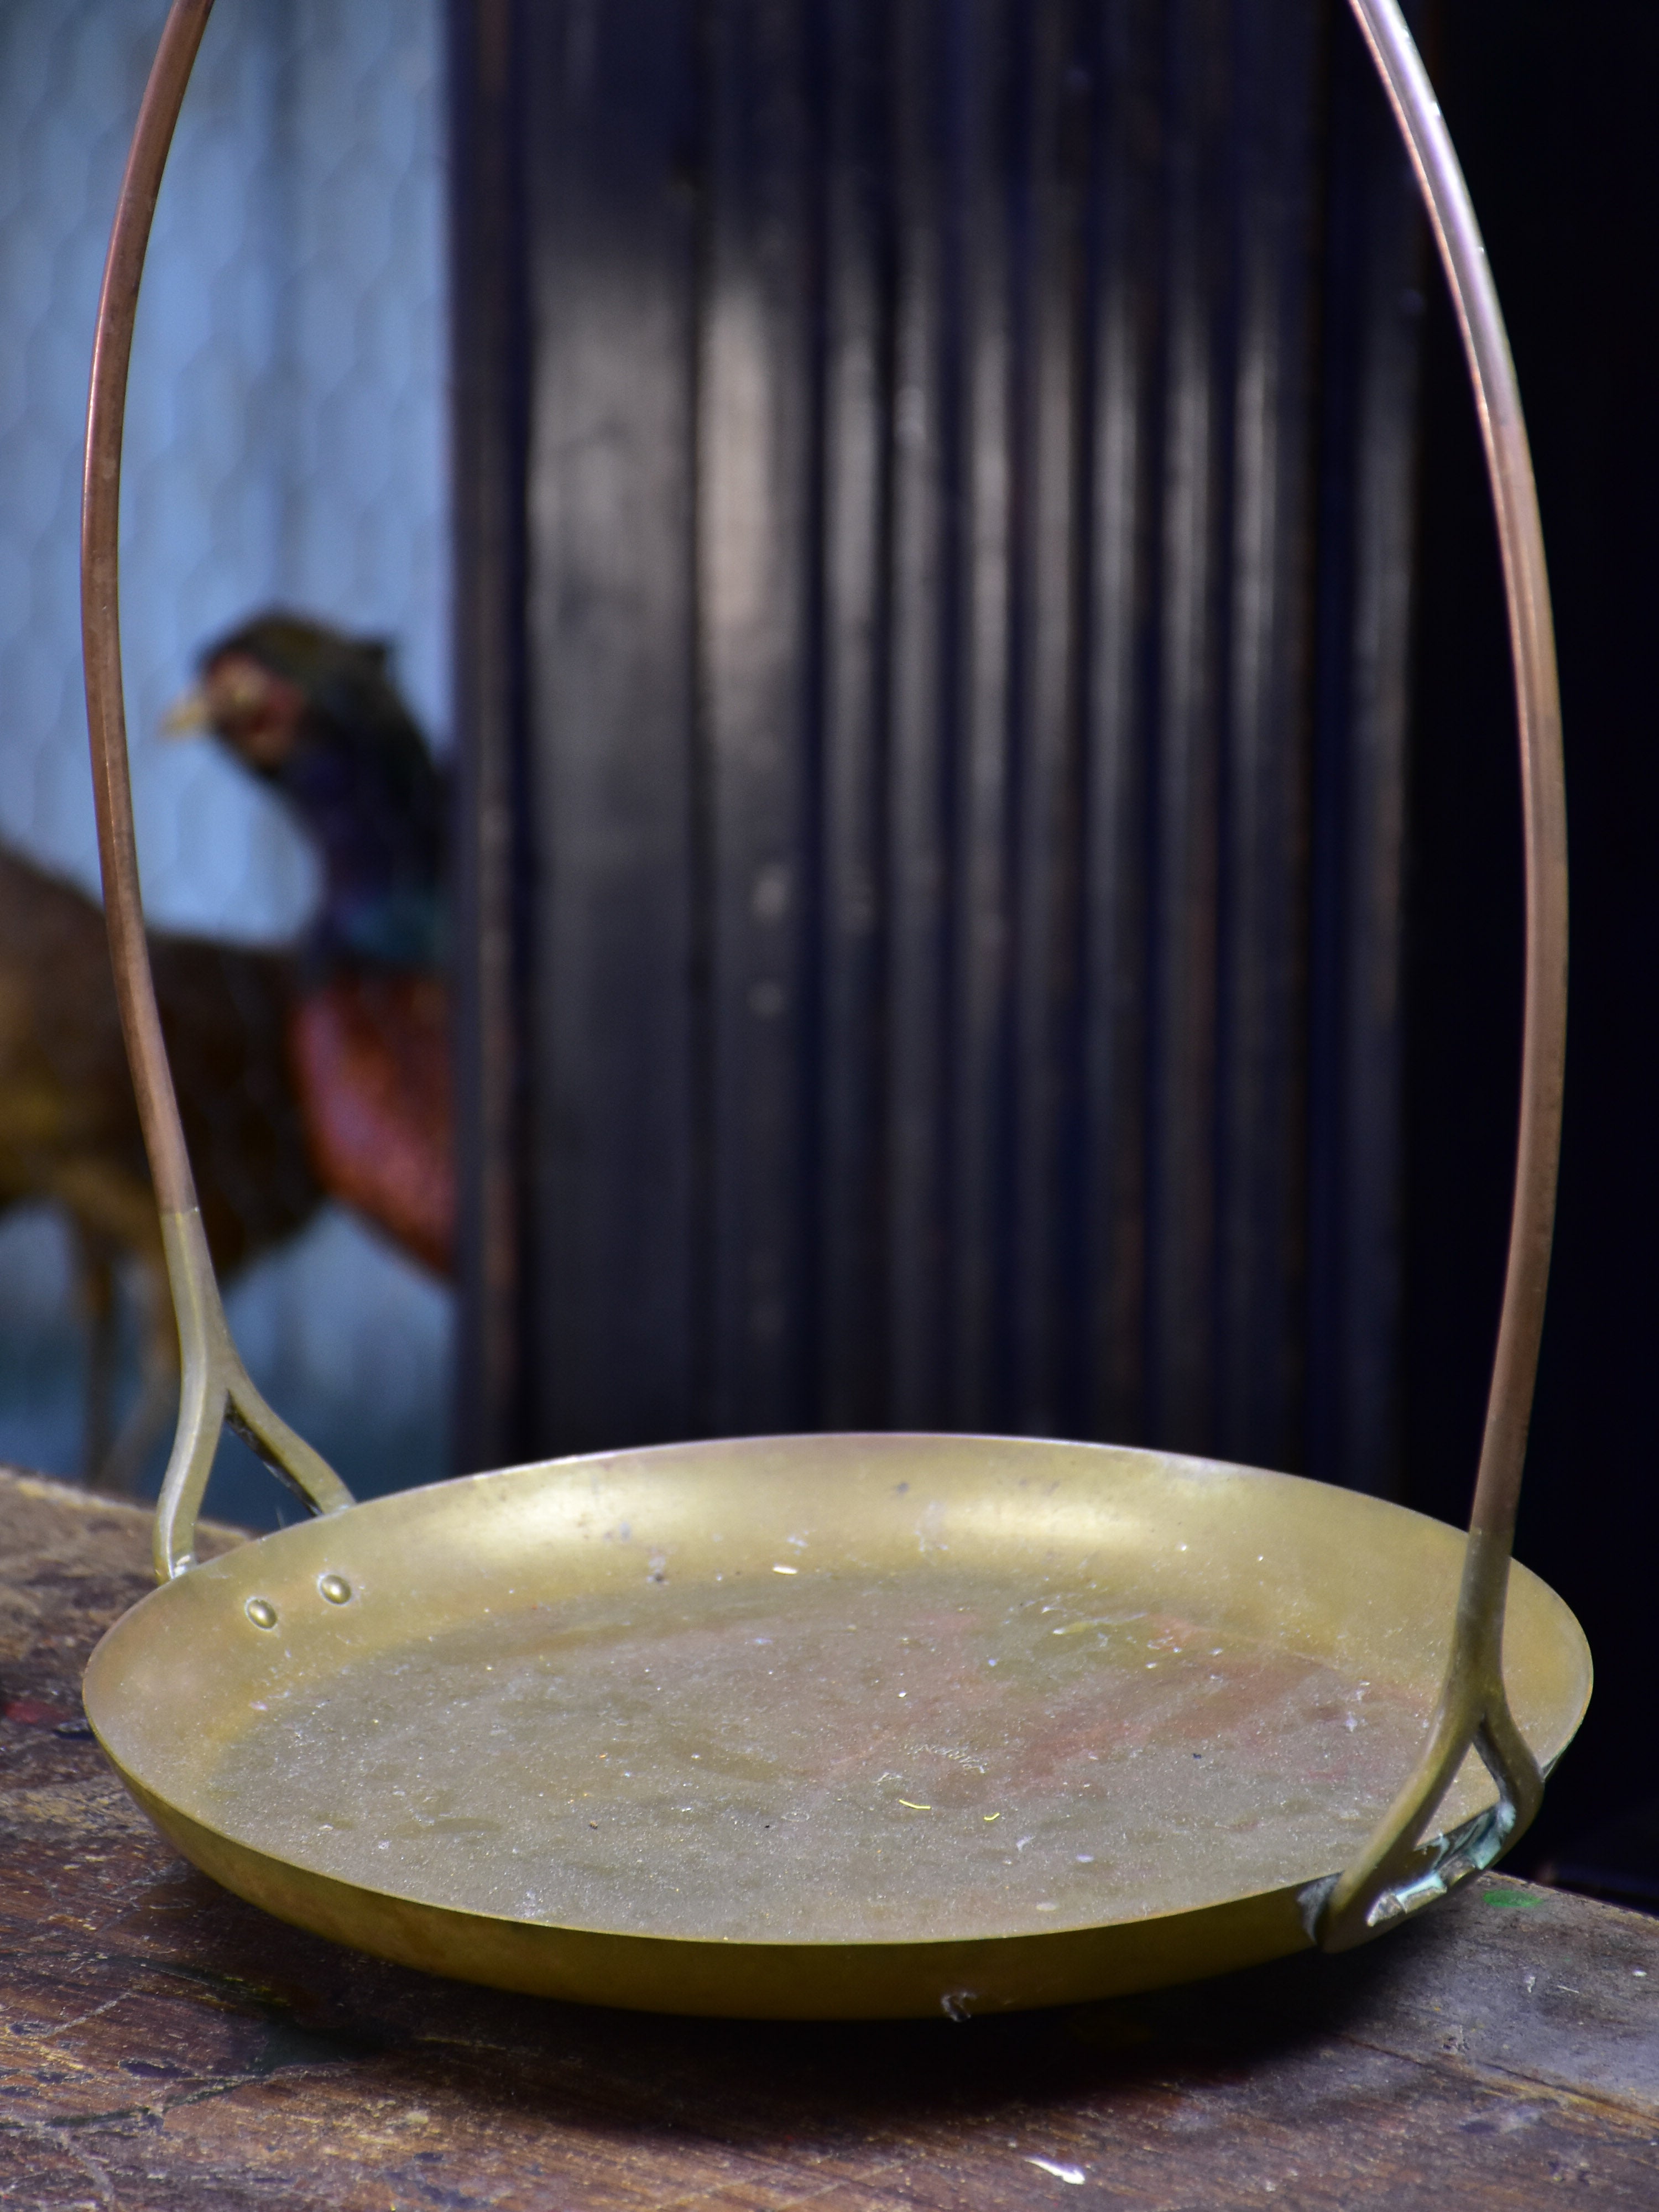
<box><xmin>0</xmin><ymin>0</ymin><xmax>451</xmax><ymax>1515</ymax></box>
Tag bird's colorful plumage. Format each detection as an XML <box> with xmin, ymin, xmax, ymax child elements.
<box><xmin>189</xmin><ymin>612</ymin><xmax>455</xmax><ymax>1277</ymax></box>
<box><xmin>192</xmin><ymin>613</ymin><xmax>448</xmax><ymax>975</ymax></box>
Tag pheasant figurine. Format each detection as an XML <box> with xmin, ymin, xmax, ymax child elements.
<box><xmin>168</xmin><ymin>613</ymin><xmax>453</xmax><ymax>1276</ymax></box>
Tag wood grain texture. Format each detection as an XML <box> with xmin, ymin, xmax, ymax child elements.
<box><xmin>2</xmin><ymin>1469</ymin><xmax>1655</xmax><ymax>2208</ymax></box>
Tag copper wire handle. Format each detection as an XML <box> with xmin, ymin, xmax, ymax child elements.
<box><xmin>81</xmin><ymin>0</ymin><xmax>351</xmax><ymax>1582</ymax></box>
<box><xmin>1309</xmin><ymin>0</ymin><xmax>1569</xmax><ymax>1947</ymax></box>
<box><xmin>86</xmin><ymin>0</ymin><xmax>1565</xmax><ymax>1911</ymax></box>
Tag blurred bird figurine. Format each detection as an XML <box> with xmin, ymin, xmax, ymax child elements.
<box><xmin>0</xmin><ymin>612</ymin><xmax>452</xmax><ymax>1492</ymax></box>
<box><xmin>167</xmin><ymin>612</ymin><xmax>453</xmax><ymax>1277</ymax></box>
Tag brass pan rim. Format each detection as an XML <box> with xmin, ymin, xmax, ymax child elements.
<box><xmin>84</xmin><ymin>1431</ymin><xmax>1591</xmax><ymax>2012</ymax></box>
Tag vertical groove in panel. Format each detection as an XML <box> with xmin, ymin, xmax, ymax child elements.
<box><xmin>886</xmin><ymin>0</ymin><xmax>953</xmax><ymax>1425</ymax></box>
<box><xmin>450</xmin><ymin>0</ymin><xmax>530</xmax><ymax>1470</ymax></box>
<box><xmin>700</xmin><ymin>0</ymin><xmax>819</xmax><ymax>1432</ymax></box>
<box><xmin>818</xmin><ymin>0</ymin><xmax>894</xmax><ymax>1426</ymax></box>
<box><xmin>1009</xmin><ymin>0</ymin><xmax>1089</xmax><ymax>1434</ymax></box>
<box><xmin>948</xmin><ymin>0</ymin><xmax>1017</xmax><ymax>1429</ymax></box>
<box><xmin>523</xmin><ymin>0</ymin><xmax>701</xmax><ymax>1453</ymax></box>
<box><xmin>1080</xmin><ymin>0</ymin><xmax>1160</xmax><ymax>1448</ymax></box>
<box><xmin>1214</xmin><ymin>0</ymin><xmax>1319</xmax><ymax>1467</ymax></box>
<box><xmin>1306</xmin><ymin>1</ymin><xmax>1424</xmax><ymax>1497</ymax></box>
<box><xmin>1145</xmin><ymin>0</ymin><xmax>1230</xmax><ymax>1451</ymax></box>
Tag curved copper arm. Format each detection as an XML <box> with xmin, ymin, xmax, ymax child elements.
<box><xmin>82</xmin><ymin>0</ymin><xmax>210</xmax><ymax>1222</ymax></box>
<box><xmin>81</xmin><ymin>0</ymin><xmax>351</xmax><ymax>1582</ymax></box>
<box><xmin>1311</xmin><ymin>0</ymin><xmax>1569</xmax><ymax>1947</ymax></box>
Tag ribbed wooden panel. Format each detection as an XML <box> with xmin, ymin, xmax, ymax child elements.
<box><xmin>451</xmin><ymin>0</ymin><xmax>1422</xmax><ymax>1490</ymax></box>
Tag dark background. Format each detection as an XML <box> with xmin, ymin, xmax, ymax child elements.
<box><xmin>451</xmin><ymin>0</ymin><xmax>1427</xmax><ymax>1490</ymax></box>
<box><xmin>1406</xmin><ymin>0</ymin><xmax>1659</xmax><ymax>1866</ymax></box>
<box><xmin>448</xmin><ymin>0</ymin><xmax>1658</xmax><ymax>1872</ymax></box>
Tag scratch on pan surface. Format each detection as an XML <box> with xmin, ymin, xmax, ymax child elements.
<box><xmin>1026</xmin><ymin>2157</ymin><xmax>1087</xmax><ymax>2184</ymax></box>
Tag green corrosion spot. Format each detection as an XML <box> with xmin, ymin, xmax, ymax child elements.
<box><xmin>1483</xmin><ymin>1888</ymin><xmax>1545</xmax><ymax>1908</ymax></box>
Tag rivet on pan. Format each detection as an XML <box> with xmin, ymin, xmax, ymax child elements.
<box><xmin>246</xmin><ymin>1597</ymin><xmax>278</xmax><ymax>1629</ymax></box>
<box><xmin>319</xmin><ymin>1573</ymin><xmax>352</xmax><ymax>1605</ymax></box>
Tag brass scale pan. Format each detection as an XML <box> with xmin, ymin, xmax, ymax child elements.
<box><xmin>79</xmin><ymin>0</ymin><xmax>1586</xmax><ymax>2018</ymax></box>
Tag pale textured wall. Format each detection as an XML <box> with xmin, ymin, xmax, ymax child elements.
<box><xmin>0</xmin><ymin>0</ymin><xmax>451</xmax><ymax>1514</ymax></box>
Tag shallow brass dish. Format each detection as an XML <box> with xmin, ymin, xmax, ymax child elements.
<box><xmin>77</xmin><ymin>0</ymin><xmax>1578</xmax><ymax>2015</ymax></box>
<box><xmin>85</xmin><ymin>1434</ymin><xmax>1589</xmax><ymax>2017</ymax></box>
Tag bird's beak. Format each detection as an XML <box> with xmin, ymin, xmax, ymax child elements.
<box><xmin>160</xmin><ymin>682</ymin><xmax>210</xmax><ymax>737</ymax></box>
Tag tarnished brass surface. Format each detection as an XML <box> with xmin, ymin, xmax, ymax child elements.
<box><xmin>84</xmin><ymin>1434</ymin><xmax>1590</xmax><ymax>2017</ymax></box>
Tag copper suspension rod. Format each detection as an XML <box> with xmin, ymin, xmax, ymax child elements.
<box><xmin>1317</xmin><ymin>0</ymin><xmax>1568</xmax><ymax>1945</ymax></box>
<box><xmin>81</xmin><ymin>0</ymin><xmax>351</xmax><ymax>1577</ymax></box>
<box><xmin>81</xmin><ymin>0</ymin><xmax>216</xmax><ymax>1217</ymax></box>
<box><xmin>1354</xmin><ymin>0</ymin><xmax>1567</xmax><ymax>1658</ymax></box>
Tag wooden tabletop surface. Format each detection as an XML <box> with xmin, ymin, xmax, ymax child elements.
<box><xmin>2</xmin><ymin>1468</ymin><xmax>1656</xmax><ymax>2210</ymax></box>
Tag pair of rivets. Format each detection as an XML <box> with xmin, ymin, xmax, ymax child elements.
<box><xmin>244</xmin><ymin>1573</ymin><xmax>352</xmax><ymax>1630</ymax></box>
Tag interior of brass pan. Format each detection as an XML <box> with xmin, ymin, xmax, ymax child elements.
<box><xmin>85</xmin><ymin>1432</ymin><xmax>1590</xmax><ymax>2018</ymax></box>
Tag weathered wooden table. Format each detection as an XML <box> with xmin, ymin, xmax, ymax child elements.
<box><xmin>3</xmin><ymin>1469</ymin><xmax>1656</xmax><ymax>2209</ymax></box>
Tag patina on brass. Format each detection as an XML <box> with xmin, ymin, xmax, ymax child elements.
<box><xmin>85</xmin><ymin>1432</ymin><xmax>1590</xmax><ymax>2018</ymax></box>
<box><xmin>78</xmin><ymin>0</ymin><xmax>1579</xmax><ymax>2015</ymax></box>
